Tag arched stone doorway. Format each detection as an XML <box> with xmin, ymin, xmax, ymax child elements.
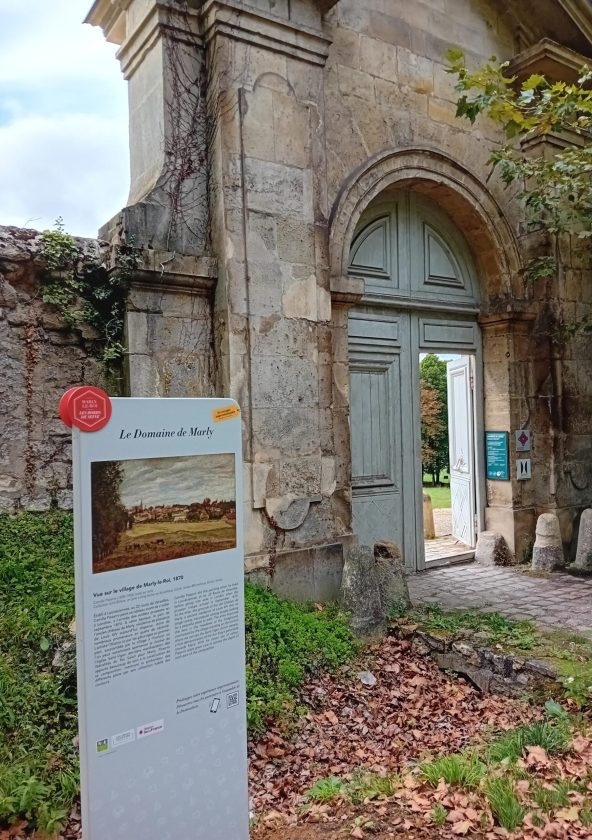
<box><xmin>328</xmin><ymin>149</ymin><xmax>526</xmax><ymax>571</ymax></box>
<box><xmin>347</xmin><ymin>190</ymin><xmax>483</xmax><ymax>572</ymax></box>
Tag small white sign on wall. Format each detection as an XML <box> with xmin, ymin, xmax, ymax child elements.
<box><xmin>517</xmin><ymin>458</ymin><xmax>532</xmax><ymax>480</ymax></box>
<box><xmin>63</xmin><ymin>391</ymin><xmax>249</xmax><ymax>840</ymax></box>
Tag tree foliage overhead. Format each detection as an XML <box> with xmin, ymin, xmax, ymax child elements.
<box><xmin>420</xmin><ymin>355</ymin><xmax>449</xmax><ymax>485</ymax></box>
<box><xmin>446</xmin><ymin>49</ymin><xmax>592</xmax><ymax>242</ymax></box>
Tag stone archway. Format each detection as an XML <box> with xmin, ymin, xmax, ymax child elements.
<box><xmin>327</xmin><ymin>147</ymin><xmax>534</xmax><ymax>564</ymax></box>
<box><xmin>328</xmin><ymin>147</ymin><xmax>523</xmax><ymax>307</ymax></box>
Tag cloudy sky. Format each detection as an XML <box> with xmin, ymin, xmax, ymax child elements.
<box><xmin>0</xmin><ymin>0</ymin><xmax>130</xmax><ymax>237</ymax></box>
<box><xmin>117</xmin><ymin>455</ymin><xmax>236</xmax><ymax>509</ymax></box>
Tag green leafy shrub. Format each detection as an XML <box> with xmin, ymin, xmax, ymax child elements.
<box><xmin>0</xmin><ymin>512</ymin><xmax>77</xmax><ymax>831</ymax></box>
<box><xmin>41</xmin><ymin>219</ymin><xmax>137</xmax><ymax>375</ymax></box>
<box><xmin>244</xmin><ymin>584</ymin><xmax>357</xmax><ymax>737</ymax></box>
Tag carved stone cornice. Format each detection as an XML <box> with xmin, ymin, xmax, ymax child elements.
<box><xmin>124</xmin><ymin>249</ymin><xmax>217</xmax><ymax>296</ymax></box>
<box><xmin>199</xmin><ymin>0</ymin><xmax>332</xmax><ymax>66</ymax></box>
<box><xmin>329</xmin><ymin>274</ymin><xmax>364</xmax><ymax>305</ymax></box>
<box><xmin>508</xmin><ymin>38</ymin><xmax>589</xmax><ymax>83</ymax></box>
<box><xmin>84</xmin><ymin>0</ymin><xmax>130</xmax><ymax>44</ymax></box>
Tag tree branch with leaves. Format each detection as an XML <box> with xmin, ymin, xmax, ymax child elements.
<box><xmin>446</xmin><ymin>49</ymin><xmax>592</xmax><ymax>318</ymax></box>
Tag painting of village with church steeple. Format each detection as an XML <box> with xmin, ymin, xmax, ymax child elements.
<box><xmin>91</xmin><ymin>453</ymin><xmax>236</xmax><ymax>574</ymax></box>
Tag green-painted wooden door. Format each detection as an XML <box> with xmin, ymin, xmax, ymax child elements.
<box><xmin>348</xmin><ymin>192</ymin><xmax>481</xmax><ymax>571</ymax></box>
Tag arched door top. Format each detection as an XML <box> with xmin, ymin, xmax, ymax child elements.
<box><xmin>329</xmin><ymin>147</ymin><xmax>522</xmax><ymax>305</ymax></box>
<box><xmin>348</xmin><ymin>191</ymin><xmax>479</xmax><ymax>310</ymax></box>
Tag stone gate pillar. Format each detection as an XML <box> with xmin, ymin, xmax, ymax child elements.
<box><xmin>202</xmin><ymin>0</ymin><xmax>354</xmax><ymax>596</ymax></box>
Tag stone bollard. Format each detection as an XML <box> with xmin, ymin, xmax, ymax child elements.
<box><xmin>475</xmin><ymin>531</ymin><xmax>514</xmax><ymax>566</ymax></box>
<box><xmin>423</xmin><ymin>493</ymin><xmax>436</xmax><ymax>540</ymax></box>
<box><xmin>574</xmin><ymin>508</ymin><xmax>592</xmax><ymax>571</ymax></box>
<box><xmin>532</xmin><ymin>512</ymin><xmax>563</xmax><ymax>572</ymax></box>
<box><xmin>374</xmin><ymin>540</ymin><xmax>410</xmax><ymax>615</ymax></box>
<box><xmin>340</xmin><ymin>545</ymin><xmax>385</xmax><ymax>635</ymax></box>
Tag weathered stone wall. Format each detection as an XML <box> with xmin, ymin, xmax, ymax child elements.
<box><xmin>124</xmin><ymin>250</ymin><xmax>218</xmax><ymax>398</ymax></box>
<box><xmin>0</xmin><ymin>226</ymin><xmax>102</xmax><ymax>511</ymax></box>
<box><xmin>321</xmin><ymin>0</ymin><xmax>592</xmax><ymax>561</ymax></box>
<box><xmin>85</xmin><ymin>0</ymin><xmax>592</xmax><ymax>592</ymax></box>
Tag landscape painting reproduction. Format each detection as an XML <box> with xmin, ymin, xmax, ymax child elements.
<box><xmin>91</xmin><ymin>454</ymin><xmax>236</xmax><ymax>574</ymax></box>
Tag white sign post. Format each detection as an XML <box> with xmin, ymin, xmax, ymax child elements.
<box><xmin>69</xmin><ymin>395</ymin><xmax>249</xmax><ymax>840</ymax></box>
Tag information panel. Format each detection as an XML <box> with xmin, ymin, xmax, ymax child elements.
<box><xmin>485</xmin><ymin>431</ymin><xmax>510</xmax><ymax>481</ymax></box>
<box><xmin>71</xmin><ymin>397</ymin><xmax>249</xmax><ymax>840</ymax></box>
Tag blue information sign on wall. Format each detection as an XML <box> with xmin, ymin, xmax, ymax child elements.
<box><xmin>485</xmin><ymin>431</ymin><xmax>510</xmax><ymax>481</ymax></box>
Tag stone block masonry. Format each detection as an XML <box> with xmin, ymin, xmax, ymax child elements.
<box><xmin>0</xmin><ymin>226</ymin><xmax>103</xmax><ymax>511</ymax></box>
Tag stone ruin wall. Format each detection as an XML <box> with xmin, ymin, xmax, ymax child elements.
<box><xmin>0</xmin><ymin>226</ymin><xmax>103</xmax><ymax>512</ymax></box>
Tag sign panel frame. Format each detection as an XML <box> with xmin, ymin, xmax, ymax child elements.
<box><xmin>72</xmin><ymin>397</ymin><xmax>249</xmax><ymax>840</ymax></box>
<box><xmin>485</xmin><ymin>431</ymin><xmax>510</xmax><ymax>481</ymax></box>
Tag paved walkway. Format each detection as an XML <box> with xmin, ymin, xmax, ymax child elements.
<box><xmin>408</xmin><ymin>562</ymin><xmax>592</xmax><ymax>636</ymax></box>
<box><xmin>433</xmin><ymin>508</ymin><xmax>452</xmax><ymax>537</ymax></box>
<box><xmin>424</xmin><ymin>534</ymin><xmax>473</xmax><ymax>563</ymax></box>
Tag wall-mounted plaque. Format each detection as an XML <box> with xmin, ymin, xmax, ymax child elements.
<box><xmin>485</xmin><ymin>431</ymin><xmax>510</xmax><ymax>481</ymax></box>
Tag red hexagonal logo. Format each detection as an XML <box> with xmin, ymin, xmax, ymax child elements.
<box><xmin>69</xmin><ymin>387</ymin><xmax>112</xmax><ymax>433</ymax></box>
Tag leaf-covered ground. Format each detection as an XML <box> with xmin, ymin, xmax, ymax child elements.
<box><xmin>250</xmin><ymin>636</ymin><xmax>592</xmax><ymax>839</ymax></box>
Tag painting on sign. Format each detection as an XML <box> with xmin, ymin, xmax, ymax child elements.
<box><xmin>91</xmin><ymin>454</ymin><xmax>236</xmax><ymax>573</ymax></box>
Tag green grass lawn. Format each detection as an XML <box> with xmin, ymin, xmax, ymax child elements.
<box><xmin>423</xmin><ymin>484</ymin><xmax>451</xmax><ymax>509</ymax></box>
<box><xmin>423</xmin><ymin>471</ymin><xmax>451</xmax><ymax>509</ymax></box>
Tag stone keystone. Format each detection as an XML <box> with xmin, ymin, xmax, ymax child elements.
<box><xmin>532</xmin><ymin>512</ymin><xmax>563</xmax><ymax>572</ymax></box>
<box><xmin>475</xmin><ymin>531</ymin><xmax>514</xmax><ymax>566</ymax></box>
<box><xmin>574</xmin><ymin>508</ymin><xmax>592</xmax><ymax>571</ymax></box>
<box><xmin>340</xmin><ymin>545</ymin><xmax>384</xmax><ymax>636</ymax></box>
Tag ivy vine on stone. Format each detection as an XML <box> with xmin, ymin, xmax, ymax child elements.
<box><xmin>41</xmin><ymin>218</ymin><xmax>138</xmax><ymax>375</ymax></box>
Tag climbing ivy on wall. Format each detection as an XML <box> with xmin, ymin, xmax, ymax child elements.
<box><xmin>41</xmin><ymin>219</ymin><xmax>138</xmax><ymax>376</ymax></box>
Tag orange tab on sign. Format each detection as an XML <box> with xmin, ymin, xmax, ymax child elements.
<box><xmin>212</xmin><ymin>404</ymin><xmax>241</xmax><ymax>423</ymax></box>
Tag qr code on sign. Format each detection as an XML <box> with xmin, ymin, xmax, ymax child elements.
<box><xmin>226</xmin><ymin>690</ymin><xmax>239</xmax><ymax>709</ymax></box>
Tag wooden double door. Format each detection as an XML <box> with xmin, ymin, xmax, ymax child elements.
<box><xmin>347</xmin><ymin>192</ymin><xmax>482</xmax><ymax>571</ymax></box>
<box><xmin>348</xmin><ymin>310</ymin><xmax>481</xmax><ymax>571</ymax></box>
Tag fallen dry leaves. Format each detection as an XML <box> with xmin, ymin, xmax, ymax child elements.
<box><xmin>249</xmin><ymin>636</ymin><xmax>536</xmax><ymax>816</ymax></box>
<box><xmin>250</xmin><ymin>636</ymin><xmax>592</xmax><ymax>840</ymax></box>
<box><xmin>9</xmin><ymin>636</ymin><xmax>592</xmax><ymax>839</ymax></box>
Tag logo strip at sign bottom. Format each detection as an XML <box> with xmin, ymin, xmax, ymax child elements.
<box><xmin>65</xmin><ymin>394</ymin><xmax>249</xmax><ymax>840</ymax></box>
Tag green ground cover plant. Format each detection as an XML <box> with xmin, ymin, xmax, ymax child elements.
<box><xmin>244</xmin><ymin>584</ymin><xmax>357</xmax><ymax>737</ymax></box>
<box><xmin>305</xmin><ymin>771</ymin><xmax>398</xmax><ymax>806</ymax></box>
<box><xmin>487</xmin><ymin>720</ymin><xmax>570</xmax><ymax>764</ymax></box>
<box><xmin>405</xmin><ymin>603</ymin><xmax>538</xmax><ymax>650</ymax></box>
<box><xmin>0</xmin><ymin>511</ymin><xmax>77</xmax><ymax>834</ymax></box>
<box><xmin>0</xmin><ymin>512</ymin><xmax>357</xmax><ymax>831</ymax></box>
<box><xmin>485</xmin><ymin>777</ymin><xmax>526</xmax><ymax>832</ymax></box>
<box><xmin>421</xmin><ymin>752</ymin><xmax>485</xmax><ymax>788</ymax></box>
